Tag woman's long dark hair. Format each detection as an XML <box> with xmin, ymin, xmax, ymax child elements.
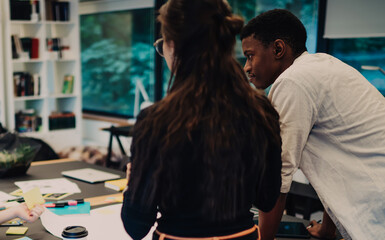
<box><xmin>129</xmin><ymin>0</ymin><xmax>281</xmax><ymax>220</ymax></box>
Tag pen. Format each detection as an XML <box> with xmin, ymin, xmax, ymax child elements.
<box><xmin>57</xmin><ymin>199</ymin><xmax>84</xmax><ymax>205</ymax></box>
<box><xmin>6</xmin><ymin>197</ymin><xmax>24</xmax><ymax>203</ymax></box>
<box><xmin>306</xmin><ymin>220</ymin><xmax>322</xmax><ymax>229</ymax></box>
<box><xmin>45</xmin><ymin>199</ymin><xmax>84</xmax><ymax>208</ymax></box>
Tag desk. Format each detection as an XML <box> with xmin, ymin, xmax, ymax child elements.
<box><xmin>0</xmin><ymin>159</ymin><xmax>334</xmax><ymax>240</ymax></box>
<box><xmin>0</xmin><ymin>159</ymin><xmax>125</xmax><ymax>240</ymax></box>
<box><xmin>101</xmin><ymin>125</ymin><xmax>134</xmax><ymax>168</ymax></box>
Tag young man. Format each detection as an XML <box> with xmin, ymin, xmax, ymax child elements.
<box><xmin>241</xmin><ymin>9</ymin><xmax>385</xmax><ymax>240</ymax></box>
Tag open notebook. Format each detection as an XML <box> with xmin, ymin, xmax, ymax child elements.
<box><xmin>61</xmin><ymin>168</ymin><xmax>120</xmax><ymax>183</ymax></box>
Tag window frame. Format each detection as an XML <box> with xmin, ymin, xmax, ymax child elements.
<box><xmin>79</xmin><ymin>0</ymin><xmax>156</xmax><ymax>119</ymax></box>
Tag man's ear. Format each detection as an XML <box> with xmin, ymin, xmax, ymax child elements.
<box><xmin>273</xmin><ymin>39</ymin><xmax>286</xmax><ymax>59</ymax></box>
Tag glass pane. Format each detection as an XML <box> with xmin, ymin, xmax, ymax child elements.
<box><xmin>328</xmin><ymin>38</ymin><xmax>385</xmax><ymax>96</ymax></box>
<box><xmin>80</xmin><ymin>8</ymin><xmax>155</xmax><ymax>117</ymax></box>
<box><xmin>228</xmin><ymin>0</ymin><xmax>319</xmax><ymax>57</ymax></box>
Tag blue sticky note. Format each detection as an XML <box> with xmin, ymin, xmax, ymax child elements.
<box><xmin>47</xmin><ymin>202</ymin><xmax>91</xmax><ymax>215</ymax></box>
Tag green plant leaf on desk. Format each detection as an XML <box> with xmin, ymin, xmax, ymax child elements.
<box><xmin>0</xmin><ymin>144</ymin><xmax>35</xmax><ymax>168</ymax></box>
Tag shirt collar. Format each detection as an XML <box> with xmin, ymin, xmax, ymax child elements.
<box><xmin>293</xmin><ymin>51</ymin><xmax>309</xmax><ymax>64</ymax></box>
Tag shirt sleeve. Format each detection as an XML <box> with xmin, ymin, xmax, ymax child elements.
<box><xmin>268</xmin><ymin>78</ymin><xmax>317</xmax><ymax>193</ymax></box>
<box><xmin>121</xmin><ymin>189</ymin><xmax>157</xmax><ymax>240</ymax></box>
<box><xmin>121</xmin><ymin>108</ymin><xmax>158</xmax><ymax>240</ymax></box>
<box><xmin>254</xmin><ymin>138</ymin><xmax>282</xmax><ymax>212</ymax></box>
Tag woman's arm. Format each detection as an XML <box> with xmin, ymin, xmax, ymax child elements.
<box><xmin>0</xmin><ymin>203</ymin><xmax>45</xmax><ymax>224</ymax></box>
<box><xmin>121</xmin><ymin>190</ymin><xmax>157</xmax><ymax>240</ymax></box>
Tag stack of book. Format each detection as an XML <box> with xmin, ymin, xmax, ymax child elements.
<box><xmin>49</xmin><ymin>112</ymin><xmax>76</xmax><ymax>130</ymax></box>
<box><xmin>13</xmin><ymin>72</ymin><xmax>41</xmax><ymax>97</ymax></box>
<box><xmin>10</xmin><ymin>0</ymin><xmax>40</xmax><ymax>21</ymax></box>
<box><xmin>104</xmin><ymin>179</ymin><xmax>128</xmax><ymax>191</ymax></box>
<box><xmin>15</xmin><ymin>109</ymin><xmax>42</xmax><ymax>133</ymax></box>
<box><xmin>12</xmin><ymin>35</ymin><xmax>39</xmax><ymax>59</ymax></box>
<box><xmin>45</xmin><ymin>0</ymin><xmax>70</xmax><ymax>21</ymax></box>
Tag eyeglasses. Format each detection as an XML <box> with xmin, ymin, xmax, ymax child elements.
<box><xmin>154</xmin><ymin>38</ymin><xmax>164</xmax><ymax>57</ymax></box>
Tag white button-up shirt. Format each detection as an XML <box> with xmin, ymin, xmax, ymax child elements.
<box><xmin>269</xmin><ymin>52</ymin><xmax>385</xmax><ymax>239</ymax></box>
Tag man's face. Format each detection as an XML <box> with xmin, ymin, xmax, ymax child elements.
<box><xmin>242</xmin><ymin>36</ymin><xmax>279</xmax><ymax>89</ymax></box>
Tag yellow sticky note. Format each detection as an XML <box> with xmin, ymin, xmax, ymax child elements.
<box><xmin>10</xmin><ymin>189</ymin><xmax>24</xmax><ymax>196</ymax></box>
<box><xmin>6</xmin><ymin>226</ymin><xmax>28</xmax><ymax>235</ymax></box>
<box><xmin>22</xmin><ymin>187</ymin><xmax>45</xmax><ymax>209</ymax></box>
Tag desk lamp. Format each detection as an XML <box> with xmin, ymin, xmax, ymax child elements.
<box><xmin>361</xmin><ymin>65</ymin><xmax>385</xmax><ymax>75</ymax></box>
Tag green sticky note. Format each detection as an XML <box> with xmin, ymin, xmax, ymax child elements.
<box><xmin>22</xmin><ymin>187</ymin><xmax>45</xmax><ymax>209</ymax></box>
<box><xmin>6</xmin><ymin>226</ymin><xmax>28</xmax><ymax>235</ymax></box>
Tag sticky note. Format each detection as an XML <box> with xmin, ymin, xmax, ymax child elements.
<box><xmin>47</xmin><ymin>202</ymin><xmax>91</xmax><ymax>215</ymax></box>
<box><xmin>6</xmin><ymin>226</ymin><xmax>28</xmax><ymax>235</ymax></box>
<box><xmin>22</xmin><ymin>187</ymin><xmax>45</xmax><ymax>209</ymax></box>
<box><xmin>14</xmin><ymin>237</ymin><xmax>33</xmax><ymax>240</ymax></box>
<box><xmin>10</xmin><ymin>189</ymin><xmax>24</xmax><ymax>196</ymax></box>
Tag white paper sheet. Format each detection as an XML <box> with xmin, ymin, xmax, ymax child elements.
<box><xmin>40</xmin><ymin>203</ymin><xmax>156</xmax><ymax>240</ymax></box>
<box><xmin>14</xmin><ymin>178</ymin><xmax>81</xmax><ymax>194</ymax></box>
<box><xmin>0</xmin><ymin>191</ymin><xmax>18</xmax><ymax>203</ymax></box>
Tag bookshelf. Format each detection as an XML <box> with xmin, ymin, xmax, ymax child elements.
<box><xmin>0</xmin><ymin>3</ymin><xmax>5</xmax><ymax>127</ymax></box>
<box><xmin>2</xmin><ymin>0</ymin><xmax>82</xmax><ymax>151</ymax></box>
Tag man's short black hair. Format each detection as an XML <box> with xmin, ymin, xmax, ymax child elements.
<box><xmin>240</xmin><ymin>9</ymin><xmax>307</xmax><ymax>55</ymax></box>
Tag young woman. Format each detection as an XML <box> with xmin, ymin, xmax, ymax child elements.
<box><xmin>121</xmin><ymin>1</ymin><xmax>282</xmax><ymax>239</ymax></box>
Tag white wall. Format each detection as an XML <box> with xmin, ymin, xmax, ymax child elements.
<box><xmin>324</xmin><ymin>0</ymin><xmax>385</xmax><ymax>38</ymax></box>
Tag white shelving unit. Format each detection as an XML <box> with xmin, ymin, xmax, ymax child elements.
<box><xmin>2</xmin><ymin>0</ymin><xmax>82</xmax><ymax>151</ymax></box>
<box><xmin>0</xmin><ymin>2</ymin><xmax>5</xmax><ymax>127</ymax></box>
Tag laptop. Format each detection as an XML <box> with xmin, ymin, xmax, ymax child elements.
<box><xmin>61</xmin><ymin>168</ymin><xmax>121</xmax><ymax>184</ymax></box>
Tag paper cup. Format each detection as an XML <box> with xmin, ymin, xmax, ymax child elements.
<box><xmin>62</xmin><ymin>226</ymin><xmax>88</xmax><ymax>239</ymax></box>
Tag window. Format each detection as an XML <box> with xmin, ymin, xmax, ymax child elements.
<box><xmin>228</xmin><ymin>0</ymin><xmax>319</xmax><ymax>58</ymax></box>
<box><xmin>80</xmin><ymin>2</ymin><xmax>155</xmax><ymax>118</ymax></box>
<box><xmin>328</xmin><ymin>37</ymin><xmax>385</xmax><ymax>96</ymax></box>
<box><xmin>159</xmin><ymin>0</ymin><xmax>320</xmax><ymax>98</ymax></box>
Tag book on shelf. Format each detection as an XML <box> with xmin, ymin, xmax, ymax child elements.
<box><xmin>11</xmin><ymin>35</ymin><xmax>18</xmax><ymax>59</ymax></box>
<box><xmin>104</xmin><ymin>179</ymin><xmax>128</xmax><ymax>191</ymax></box>
<box><xmin>46</xmin><ymin>37</ymin><xmax>71</xmax><ymax>59</ymax></box>
<box><xmin>49</xmin><ymin>112</ymin><xmax>76</xmax><ymax>130</ymax></box>
<box><xmin>46</xmin><ymin>0</ymin><xmax>70</xmax><ymax>21</ymax></box>
<box><xmin>62</xmin><ymin>75</ymin><xmax>74</xmax><ymax>94</ymax></box>
<box><xmin>15</xmin><ymin>109</ymin><xmax>42</xmax><ymax>133</ymax></box>
<box><xmin>46</xmin><ymin>37</ymin><xmax>61</xmax><ymax>51</ymax></box>
<box><xmin>20</xmin><ymin>37</ymin><xmax>39</xmax><ymax>59</ymax></box>
<box><xmin>13</xmin><ymin>72</ymin><xmax>40</xmax><ymax>97</ymax></box>
<box><xmin>11</xmin><ymin>35</ymin><xmax>25</xmax><ymax>59</ymax></box>
<box><xmin>10</xmin><ymin>0</ymin><xmax>40</xmax><ymax>21</ymax></box>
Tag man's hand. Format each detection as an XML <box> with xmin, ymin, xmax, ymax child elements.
<box><xmin>307</xmin><ymin>211</ymin><xmax>336</xmax><ymax>240</ymax></box>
